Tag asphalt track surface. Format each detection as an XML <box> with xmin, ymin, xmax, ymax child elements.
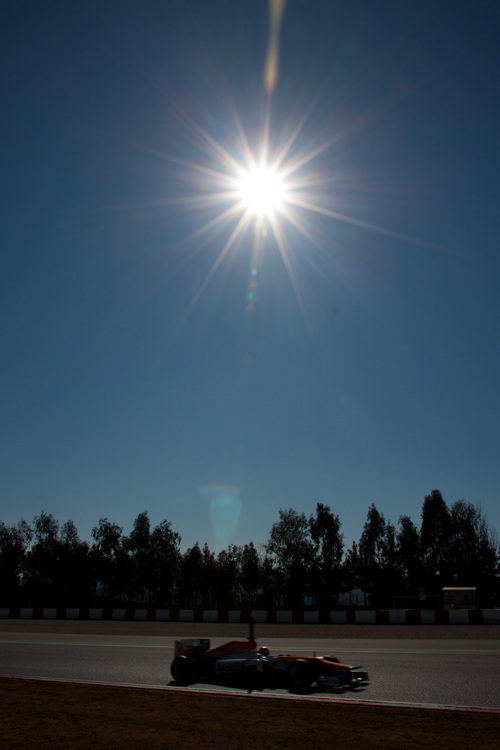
<box><xmin>1</xmin><ymin>621</ymin><xmax>499</xmax><ymax>711</ymax></box>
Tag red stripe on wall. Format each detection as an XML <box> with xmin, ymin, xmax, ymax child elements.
<box><xmin>405</xmin><ymin>609</ymin><xmax>421</xmax><ymax>624</ymax></box>
<box><xmin>2</xmin><ymin>606</ymin><xmax>496</xmax><ymax>624</ymax></box>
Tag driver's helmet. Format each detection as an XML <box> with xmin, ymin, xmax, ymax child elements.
<box><xmin>258</xmin><ymin>646</ymin><xmax>270</xmax><ymax>656</ymax></box>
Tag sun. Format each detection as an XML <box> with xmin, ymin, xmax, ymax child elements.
<box><xmin>157</xmin><ymin>108</ymin><xmax>337</xmax><ymax>331</ymax></box>
<box><xmin>159</xmin><ymin>103</ymin><xmax>430</xmax><ymax>337</ymax></box>
<box><xmin>236</xmin><ymin>163</ymin><xmax>285</xmax><ymax>218</ymax></box>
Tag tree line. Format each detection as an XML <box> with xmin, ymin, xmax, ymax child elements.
<box><xmin>1</xmin><ymin>490</ymin><xmax>498</xmax><ymax>609</ymax></box>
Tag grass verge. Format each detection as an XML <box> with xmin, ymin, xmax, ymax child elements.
<box><xmin>2</xmin><ymin>677</ymin><xmax>499</xmax><ymax>749</ymax></box>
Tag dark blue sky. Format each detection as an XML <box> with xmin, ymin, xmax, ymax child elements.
<box><xmin>1</xmin><ymin>1</ymin><xmax>499</xmax><ymax>551</ymax></box>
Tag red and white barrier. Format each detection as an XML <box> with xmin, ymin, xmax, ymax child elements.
<box><xmin>1</xmin><ymin>607</ymin><xmax>499</xmax><ymax>624</ymax></box>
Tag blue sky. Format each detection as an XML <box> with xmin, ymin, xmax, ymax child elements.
<box><xmin>1</xmin><ymin>1</ymin><xmax>499</xmax><ymax>553</ymax></box>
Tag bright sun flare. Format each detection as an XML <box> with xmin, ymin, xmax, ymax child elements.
<box><xmin>160</xmin><ymin>104</ymin><xmax>428</xmax><ymax>337</ymax></box>
<box><xmin>237</xmin><ymin>164</ymin><xmax>285</xmax><ymax>217</ymax></box>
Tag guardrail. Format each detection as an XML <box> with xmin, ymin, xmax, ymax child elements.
<box><xmin>1</xmin><ymin>607</ymin><xmax>499</xmax><ymax>624</ymax></box>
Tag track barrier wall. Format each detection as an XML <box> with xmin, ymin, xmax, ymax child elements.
<box><xmin>0</xmin><ymin>607</ymin><xmax>499</xmax><ymax>624</ymax></box>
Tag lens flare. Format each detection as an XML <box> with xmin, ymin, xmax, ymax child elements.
<box><xmin>153</xmin><ymin>99</ymin><xmax>435</xmax><ymax>340</ymax></box>
<box><xmin>264</xmin><ymin>0</ymin><xmax>287</xmax><ymax>95</ymax></box>
<box><xmin>200</xmin><ymin>484</ymin><xmax>242</xmax><ymax>550</ymax></box>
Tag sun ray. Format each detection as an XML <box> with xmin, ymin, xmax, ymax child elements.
<box><xmin>170</xmin><ymin>210</ymin><xmax>252</xmax><ymax>342</ymax></box>
<box><xmin>285</xmin><ymin>194</ymin><xmax>442</xmax><ymax>251</ymax></box>
<box><xmin>278</xmin><ymin>133</ymin><xmax>343</xmax><ymax>180</ymax></box>
<box><xmin>172</xmin><ymin>107</ymin><xmax>246</xmax><ymax>177</ymax></box>
<box><xmin>268</xmin><ymin>212</ymin><xmax>314</xmax><ymax>339</ymax></box>
<box><xmin>152</xmin><ymin>88</ymin><xmax>446</xmax><ymax>340</ymax></box>
<box><xmin>185</xmin><ymin>200</ymin><xmax>246</xmax><ymax>242</ymax></box>
<box><xmin>229</xmin><ymin>99</ymin><xmax>267</xmax><ymax>171</ymax></box>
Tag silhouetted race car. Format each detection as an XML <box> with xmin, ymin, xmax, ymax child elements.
<box><xmin>170</xmin><ymin>623</ymin><xmax>369</xmax><ymax>693</ymax></box>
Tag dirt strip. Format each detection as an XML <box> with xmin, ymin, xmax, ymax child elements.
<box><xmin>2</xmin><ymin>676</ymin><xmax>500</xmax><ymax>750</ymax></box>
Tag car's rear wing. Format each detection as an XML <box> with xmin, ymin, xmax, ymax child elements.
<box><xmin>174</xmin><ymin>638</ymin><xmax>210</xmax><ymax>658</ymax></box>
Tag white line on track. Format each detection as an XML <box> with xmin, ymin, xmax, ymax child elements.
<box><xmin>2</xmin><ymin>638</ymin><xmax>499</xmax><ymax>656</ymax></box>
<box><xmin>2</xmin><ymin>674</ymin><xmax>500</xmax><ymax>715</ymax></box>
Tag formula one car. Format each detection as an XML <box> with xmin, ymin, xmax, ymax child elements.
<box><xmin>170</xmin><ymin>623</ymin><xmax>369</xmax><ymax>693</ymax></box>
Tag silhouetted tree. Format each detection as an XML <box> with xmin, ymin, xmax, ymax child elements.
<box><xmin>342</xmin><ymin>541</ymin><xmax>362</xmax><ymax>599</ymax></box>
<box><xmin>266</xmin><ymin>508</ymin><xmax>314</xmax><ymax>607</ymax></box>
<box><xmin>57</xmin><ymin>520</ymin><xmax>91</xmax><ymax>604</ymax></box>
<box><xmin>396</xmin><ymin>515</ymin><xmax>423</xmax><ymax>598</ymax></box>
<box><xmin>260</xmin><ymin>553</ymin><xmax>282</xmax><ymax>607</ymax></box>
<box><xmin>216</xmin><ymin>545</ymin><xmax>241</xmax><ymax>607</ymax></box>
<box><xmin>358</xmin><ymin>504</ymin><xmax>387</xmax><ymax>607</ymax></box>
<box><xmin>240</xmin><ymin>542</ymin><xmax>262</xmax><ymax>605</ymax></box>
<box><xmin>378</xmin><ymin>520</ymin><xmax>399</xmax><ymax>607</ymax></box>
<box><xmin>448</xmin><ymin>500</ymin><xmax>499</xmax><ymax>601</ymax></box>
<box><xmin>178</xmin><ymin>543</ymin><xmax>205</xmax><ymax>607</ymax></box>
<box><xmin>2</xmin><ymin>491</ymin><xmax>499</xmax><ymax>607</ymax></box>
<box><xmin>0</xmin><ymin>521</ymin><xmax>31</xmax><ymax>602</ymax></box>
<box><xmin>309</xmin><ymin>503</ymin><xmax>344</xmax><ymax>607</ymax></box>
<box><xmin>201</xmin><ymin>543</ymin><xmax>217</xmax><ymax>606</ymax></box>
<box><xmin>125</xmin><ymin>511</ymin><xmax>153</xmax><ymax>602</ymax></box>
<box><xmin>25</xmin><ymin>512</ymin><xmax>61</xmax><ymax>604</ymax></box>
<box><xmin>150</xmin><ymin>519</ymin><xmax>181</xmax><ymax>605</ymax></box>
<box><xmin>91</xmin><ymin>518</ymin><xmax>129</xmax><ymax>601</ymax></box>
<box><xmin>420</xmin><ymin>490</ymin><xmax>451</xmax><ymax>593</ymax></box>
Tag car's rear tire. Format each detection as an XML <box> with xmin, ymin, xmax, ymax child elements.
<box><xmin>289</xmin><ymin>659</ymin><xmax>313</xmax><ymax>692</ymax></box>
<box><xmin>171</xmin><ymin>655</ymin><xmax>196</xmax><ymax>684</ymax></box>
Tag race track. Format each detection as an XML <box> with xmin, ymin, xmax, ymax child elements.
<box><xmin>1</xmin><ymin>621</ymin><xmax>499</xmax><ymax>710</ymax></box>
